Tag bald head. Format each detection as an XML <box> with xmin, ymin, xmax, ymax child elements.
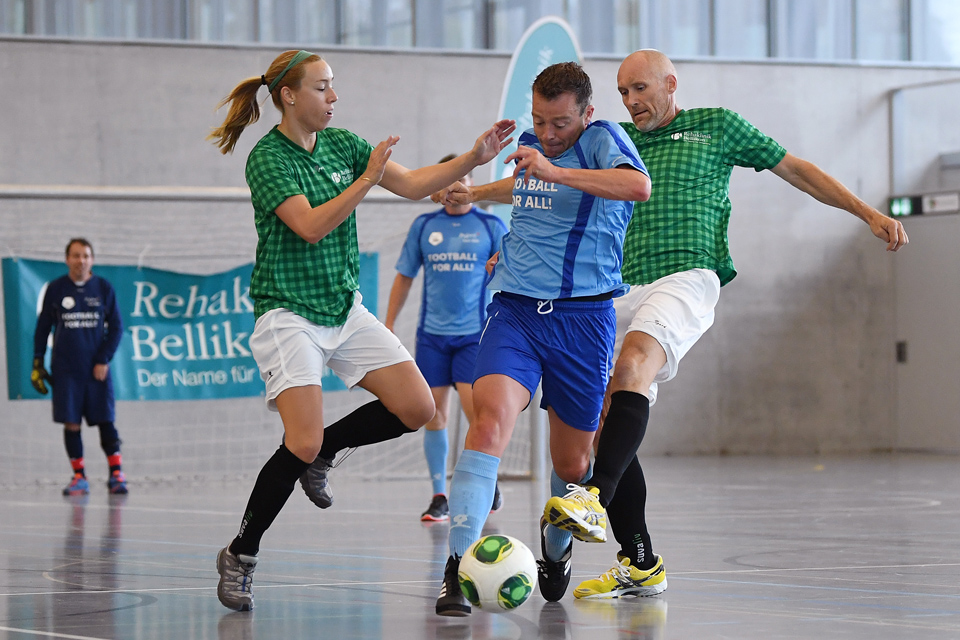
<box><xmin>617</xmin><ymin>49</ymin><xmax>680</xmax><ymax>132</ymax></box>
<box><xmin>621</xmin><ymin>50</ymin><xmax>676</xmax><ymax>82</ymax></box>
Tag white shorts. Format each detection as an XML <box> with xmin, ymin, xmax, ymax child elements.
<box><xmin>614</xmin><ymin>269</ymin><xmax>721</xmax><ymax>405</ymax></box>
<box><xmin>249</xmin><ymin>293</ymin><xmax>413</xmax><ymax>411</ymax></box>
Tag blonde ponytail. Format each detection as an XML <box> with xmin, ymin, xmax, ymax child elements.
<box><xmin>207</xmin><ymin>77</ymin><xmax>264</xmax><ymax>155</ymax></box>
<box><xmin>208</xmin><ymin>50</ymin><xmax>321</xmax><ymax>155</ymax></box>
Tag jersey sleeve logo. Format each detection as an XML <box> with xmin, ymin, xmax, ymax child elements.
<box><xmin>428</xmin><ymin>231</ymin><xmax>444</xmax><ymax>246</ymax></box>
<box><xmin>61</xmin><ymin>296</ymin><xmax>76</xmax><ymax>310</ymax></box>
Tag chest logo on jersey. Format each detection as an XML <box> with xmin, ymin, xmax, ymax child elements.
<box><xmin>427</xmin><ymin>251</ymin><xmax>479</xmax><ymax>272</ymax></box>
<box><xmin>85</xmin><ymin>297</ymin><xmax>102</xmax><ymax>307</ymax></box>
<box><xmin>671</xmin><ymin>131</ymin><xmax>712</xmax><ymax>145</ymax></box>
<box><xmin>61</xmin><ymin>296</ymin><xmax>76</xmax><ymax>310</ymax></box>
<box><xmin>513</xmin><ymin>194</ymin><xmax>553</xmax><ymax>210</ymax></box>
<box><xmin>329</xmin><ymin>169</ymin><xmax>355</xmax><ymax>184</ymax></box>
<box><xmin>428</xmin><ymin>232</ymin><xmax>444</xmax><ymax>246</ymax></box>
<box><xmin>458</xmin><ymin>232</ymin><xmax>481</xmax><ymax>244</ymax></box>
<box><xmin>515</xmin><ymin>177</ymin><xmax>559</xmax><ymax>192</ymax></box>
<box><xmin>513</xmin><ymin>177</ymin><xmax>557</xmax><ymax>210</ymax></box>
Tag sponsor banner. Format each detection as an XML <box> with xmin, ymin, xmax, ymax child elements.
<box><xmin>490</xmin><ymin>17</ymin><xmax>582</xmax><ymax>220</ymax></box>
<box><xmin>3</xmin><ymin>255</ymin><xmax>378</xmax><ymax>400</ymax></box>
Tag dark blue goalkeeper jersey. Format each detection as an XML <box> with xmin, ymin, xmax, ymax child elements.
<box><xmin>33</xmin><ymin>274</ymin><xmax>123</xmax><ymax>376</ymax></box>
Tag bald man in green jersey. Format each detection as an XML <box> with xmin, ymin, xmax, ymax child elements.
<box><xmin>545</xmin><ymin>49</ymin><xmax>908</xmax><ymax>600</ymax></box>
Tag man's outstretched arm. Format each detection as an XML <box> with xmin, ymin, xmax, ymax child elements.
<box><xmin>508</xmin><ymin>146</ymin><xmax>651</xmax><ymax>202</ymax></box>
<box><xmin>770</xmin><ymin>152</ymin><xmax>908</xmax><ymax>251</ymax></box>
<box><xmin>434</xmin><ymin>177</ymin><xmax>515</xmax><ymax>207</ymax></box>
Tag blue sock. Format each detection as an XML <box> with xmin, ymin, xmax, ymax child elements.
<box><xmin>448</xmin><ymin>449</ymin><xmax>499</xmax><ymax>558</ymax></box>
<box><xmin>423</xmin><ymin>429</ymin><xmax>449</xmax><ymax>496</ymax></box>
<box><xmin>545</xmin><ymin>464</ymin><xmax>593</xmax><ymax>561</ymax></box>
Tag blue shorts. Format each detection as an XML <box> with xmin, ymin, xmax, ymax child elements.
<box><xmin>473</xmin><ymin>293</ymin><xmax>615</xmax><ymax>432</ymax></box>
<box><xmin>415</xmin><ymin>331</ymin><xmax>482</xmax><ymax>388</ymax></box>
<box><xmin>52</xmin><ymin>371</ymin><xmax>115</xmax><ymax>425</ymax></box>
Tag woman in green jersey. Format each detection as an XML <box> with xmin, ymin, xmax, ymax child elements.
<box><xmin>208</xmin><ymin>49</ymin><xmax>514</xmax><ymax>612</ymax></box>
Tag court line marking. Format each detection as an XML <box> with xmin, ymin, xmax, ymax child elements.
<box><xmin>0</xmin><ymin>626</ymin><xmax>110</xmax><ymax>640</ymax></box>
<box><xmin>669</xmin><ymin>561</ymin><xmax>960</xmax><ymax>576</ymax></box>
<box><xmin>0</xmin><ymin>495</ymin><xmax>951</xmax><ymax>521</ymax></box>
<box><xmin>0</xmin><ymin>500</ymin><xmax>438</xmax><ymax>519</ymax></box>
<box><xmin>11</xmin><ymin>565</ymin><xmax>960</xmax><ymax>600</ymax></box>
<box><xmin>670</xmin><ymin>575</ymin><xmax>960</xmax><ymax>600</ymax></box>
<box><xmin>1</xmin><ymin>578</ymin><xmax>439</xmax><ymax>598</ymax></box>
<box><xmin>24</xmin><ymin>543</ymin><xmax>960</xmax><ymax>586</ymax></box>
<box><xmin>7</xmin><ymin>532</ymin><xmax>449</xmax><ymax>567</ymax></box>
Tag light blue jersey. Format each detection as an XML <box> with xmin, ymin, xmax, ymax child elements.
<box><xmin>396</xmin><ymin>207</ymin><xmax>507</xmax><ymax>335</ymax></box>
<box><xmin>488</xmin><ymin>121</ymin><xmax>647</xmax><ymax>299</ymax></box>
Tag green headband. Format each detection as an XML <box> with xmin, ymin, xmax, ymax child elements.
<box><xmin>267</xmin><ymin>50</ymin><xmax>315</xmax><ymax>93</ymax></box>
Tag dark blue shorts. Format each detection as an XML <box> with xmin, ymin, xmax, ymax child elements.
<box><xmin>52</xmin><ymin>371</ymin><xmax>115</xmax><ymax>425</ymax></box>
<box><xmin>415</xmin><ymin>331</ymin><xmax>482</xmax><ymax>388</ymax></box>
<box><xmin>473</xmin><ymin>293</ymin><xmax>615</xmax><ymax>432</ymax></box>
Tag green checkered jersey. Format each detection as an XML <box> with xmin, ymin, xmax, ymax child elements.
<box><xmin>246</xmin><ymin>126</ymin><xmax>372</xmax><ymax>326</ymax></box>
<box><xmin>620</xmin><ymin>108</ymin><xmax>786</xmax><ymax>286</ymax></box>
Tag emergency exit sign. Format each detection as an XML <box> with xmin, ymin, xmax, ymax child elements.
<box><xmin>889</xmin><ymin>191</ymin><xmax>960</xmax><ymax>217</ymax></box>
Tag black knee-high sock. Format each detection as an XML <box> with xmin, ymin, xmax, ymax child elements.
<box><xmin>607</xmin><ymin>456</ymin><xmax>655</xmax><ymax>570</ymax></box>
<box><xmin>64</xmin><ymin>429</ymin><xmax>84</xmax><ymax>476</ymax></box>
<box><xmin>230</xmin><ymin>444</ymin><xmax>310</xmax><ymax>557</ymax></box>
<box><xmin>589</xmin><ymin>390</ymin><xmax>649</xmax><ymax>507</ymax></box>
<box><xmin>97</xmin><ymin>422</ymin><xmax>121</xmax><ymax>456</ymax></box>
<box><xmin>316</xmin><ymin>400</ymin><xmax>416</xmax><ymax>461</ymax></box>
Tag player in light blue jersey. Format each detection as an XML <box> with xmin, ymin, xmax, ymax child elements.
<box><xmin>434</xmin><ymin>62</ymin><xmax>651</xmax><ymax>616</ymax></box>
<box><xmin>385</xmin><ymin>155</ymin><xmax>508</xmax><ymax>522</ymax></box>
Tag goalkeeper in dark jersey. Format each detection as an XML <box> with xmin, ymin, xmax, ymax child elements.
<box><xmin>33</xmin><ymin>238</ymin><xmax>127</xmax><ymax>496</ymax></box>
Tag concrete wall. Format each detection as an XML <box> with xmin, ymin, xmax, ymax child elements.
<box><xmin>893</xmin><ymin>80</ymin><xmax>960</xmax><ymax>193</ymax></box>
<box><xmin>1</xmin><ymin>37</ymin><xmax>957</xmax><ymax>485</ymax></box>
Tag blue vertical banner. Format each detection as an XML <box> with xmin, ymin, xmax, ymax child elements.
<box><xmin>3</xmin><ymin>254</ymin><xmax>378</xmax><ymax>400</ymax></box>
<box><xmin>490</xmin><ymin>17</ymin><xmax>582</xmax><ymax>220</ymax></box>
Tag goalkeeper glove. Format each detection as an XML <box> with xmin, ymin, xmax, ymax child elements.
<box><xmin>31</xmin><ymin>357</ymin><xmax>52</xmax><ymax>395</ymax></box>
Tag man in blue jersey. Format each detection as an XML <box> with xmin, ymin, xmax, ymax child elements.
<box><xmin>33</xmin><ymin>238</ymin><xmax>127</xmax><ymax>496</ymax></box>
<box><xmin>385</xmin><ymin>155</ymin><xmax>508</xmax><ymax>522</ymax></box>
<box><xmin>434</xmin><ymin>62</ymin><xmax>651</xmax><ymax>616</ymax></box>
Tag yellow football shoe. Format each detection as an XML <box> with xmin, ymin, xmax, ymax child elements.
<box><xmin>543</xmin><ymin>484</ymin><xmax>607</xmax><ymax>543</ymax></box>
<box><xmin>574</xmin><ymin>555</ymin><xmax>667</xmax><ymax>599</ymax></box>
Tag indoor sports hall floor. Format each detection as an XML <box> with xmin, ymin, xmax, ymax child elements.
<box><xmin>1</xmin><ymin>454</ymin><xmax>958</xmax><ymax>640</ymax></box>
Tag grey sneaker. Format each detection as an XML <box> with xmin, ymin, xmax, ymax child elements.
<box><xmin>216</xmin><ymin>546</ymin><xmax>257</xmax><ymax>611</ymax></box>
<box><xmin>421</xmin><ymin>494</ymin><xmax>449</xmax><ymax>522</ymax></box>
<box><xmin>300</xmin><ymin>455</ymin><xmax>334</xmax><ymax>509</ymax></box>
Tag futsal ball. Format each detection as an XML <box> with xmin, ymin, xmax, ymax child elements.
<box><xmin>458</xmin><ymin>534</ymin><xmax>537</xmax><ymax>612</ymax></box>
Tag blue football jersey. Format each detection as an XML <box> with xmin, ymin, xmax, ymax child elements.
<box><xmin>488</xmin><ymin>121</ymin><xmax>647</xmax><ymax>299</ymax></box>
<box><xmin>395</xmin><ymin>207</ymin><xmax>507</xmax><ymax>335</ymax></box>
